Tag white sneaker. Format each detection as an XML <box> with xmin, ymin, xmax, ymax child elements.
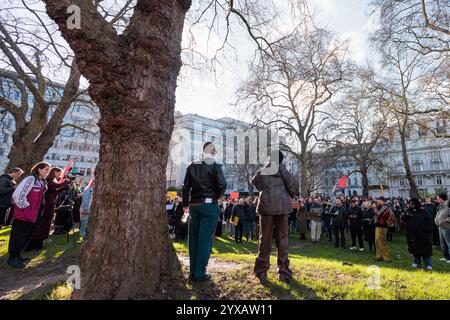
<box><xmin>359</xmin><ymin>248</ymin><xmax>365</xmax><ymax>252</ymax></box>
<box><xmin>350</xmin><ymin>247</ymin><xmax>356</xmax><ymax>251</ymax></box>
<box><xmin>447</xmin><ymin>260</ymin><xmax>450</xmax><ymax>264</ymax></box>
<box><xmin>439</xmin><ymin>258</ymin><xmax>447</xmax><ymax>261</ymax></box>
<box><xmin>426</xmin><ymin>266</ymin><xmax>433</xmax><ymax>271</ymax></box>
<box><xmin>411</xmin><ymin>263</ymin><xmax>419</xmax><ymax>269</ymax></box>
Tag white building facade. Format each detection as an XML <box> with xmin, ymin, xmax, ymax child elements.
<box><xmin>320</xmin><ymin>122</ymin><xmax>450</xmax><ymax>199</ymax></box>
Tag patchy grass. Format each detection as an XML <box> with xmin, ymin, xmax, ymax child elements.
<box><xmin>1</xmin><ymin>224</ymin><xmax>449</xmax><ymax>300</ymax></box>
<box><xmin>0</xmin><ymin>226</ymin><xmax>79</xmax><ymax>300</ymax></box>
<box><xmin>173</xmin><ymin>231</ymin><xmax>450</xmax><ymax>300</ymax></box>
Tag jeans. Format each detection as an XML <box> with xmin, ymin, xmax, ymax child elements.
<box><xmin>413</xmin><ymin>256</ymin><xmax>432</xmax><ymax>267</ymax></box>
<box><xmin>79</xmin><ymin>214</ymin><xmax>89</xmax><ymax>238</ymax></box>
<box><xmin>245</xmin><ymin>220</ymin><xmax>255</xmax><ymax>240</ymax></box>
<box><xmin>235</xmin><ymin>220</ymin><xmax>244</xmax><ymax>243</ymax></box>
<box><xmin>311</xmin><ymin>221</ymin><xmax>321</xmax><ymax>241</ymax></box>
<box><xmin>334</xmin><ymin>226</ymin><xmax>346</xmax><ymax>247</ymax></box>
<box><xmin>188</xmin><ymin>204</ymin><xmax>220</xmax><ymax>279</ymax></box>
<box><xmin>438</xmin><ymin>227</ymin><xmax>450</xmax><ymax>260</ymax></box>
<box><xmin>350</xmin><ymin>223</ymin><xmax>364</xmax><ymax>248</ymax></box>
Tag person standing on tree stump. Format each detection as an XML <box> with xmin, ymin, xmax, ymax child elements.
<box><xmin>252</xmin><ymin>150</ymin><xmax>299</xmax><ymax>285</ymax></box>
<box><xmin>182</xmin><ymin>142</ymin><xmax>227</xmax><ymax>283</ymax></box>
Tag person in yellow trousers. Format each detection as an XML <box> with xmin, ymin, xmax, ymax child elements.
<box><xmin>374</xmin><ymin>197</ymin><xmax>395</xmax><ymax>262</ymax></box>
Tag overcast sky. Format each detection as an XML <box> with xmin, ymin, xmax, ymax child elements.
<box><xmin>175</xmin><ymin>0</ymin><xmax>374</xmax><ymax>121</ymax></box>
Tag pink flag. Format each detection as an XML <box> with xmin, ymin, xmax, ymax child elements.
<box><xmin>59</xmin><ymin>159</ymin><xmax>74</xmax><ymax>182</ymax></box>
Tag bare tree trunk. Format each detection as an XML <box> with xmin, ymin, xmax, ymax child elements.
<box><xmin>400</xmin><ymin>133</ymin><xmax>419</xmax><ymax>199</ymax></box>
<box><xmin>44</xmin><ymin>0</ymin><xmax>191</xmax><ymax>299</ymax></box>
<box><xmin>300</xmin><ymin>153</ymin><xmax>309</xmax><ymax>198</ymax></box>
<box><xmin>361</xmin><ymin>168</ymin><xmax>369</xmax><ymax>200</ymax></box>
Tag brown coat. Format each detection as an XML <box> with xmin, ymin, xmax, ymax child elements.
<box><xmin>252</xmin><ymin>162</ymin><xmax>298</xmax><ymax>215</ymax></box>
<box><xmin>296</xmin><ymin>206</ymin><xmax>308</xmax><ymax>234</ymax></box>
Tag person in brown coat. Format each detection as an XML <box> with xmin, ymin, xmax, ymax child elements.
<box><xmin>252</xmin><ymin>151</ymin><xmax>299</xmax><ymax>284</ymax></box>
<box><xmin>296</xmin><ymin>201</ymin><xmax>308</xmax><ymax>240</ymax></box>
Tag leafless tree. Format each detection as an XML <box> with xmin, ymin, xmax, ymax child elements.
<box><xmin>370</xmin><ymin>0</ymin><xmax>449</xmax><ymax>55</ymax></box>
<box><xmin>0</xmin><ymin>1</ymin><xmax>104</xmax><ymax>173</ymax></box>
<box><xmin>325</xmin><ymin>68</ymin><xmax>389</xmax><ymax>199</ymax></box>
<box><xmin>37</xmin><ymin>0</ymin><xmax>319</xmax><ymax>300</ymax></box>
<box><xmin>239</xmin><ymin>18</ymin><xmax>352</xmax><ymax>197</ymax></box>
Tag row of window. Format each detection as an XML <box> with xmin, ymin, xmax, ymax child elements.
<box><xmin>399</xmin><ymin>175</ymin><xmax>444</xmax><ymax>186</ymax></box>
<box><xmin>45</xmin><ymin>153</ymin><xmax>98</xmax><ymax>164</ymax></box>
<box><xmin>53</xmin><ymin>140</ymin><xmax>99</xmax><ymax>153</ymax></box>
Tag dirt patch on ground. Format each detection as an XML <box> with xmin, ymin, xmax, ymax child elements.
<box><xmin>178</xmin><ymin>255</ymin><xmax>243</xmax><ymax>273</ymax></box>
<box><xmin>0</xmin><ymin>255</ymin><xmax>76</xmax><ymax>300</ymax></box>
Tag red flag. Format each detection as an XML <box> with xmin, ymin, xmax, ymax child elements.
<box><xmin>59</xmin><ymin>159</ymin><xmax>74</xmax><ymax>182</ymax></box>
<box><xmin>332</xmin><ymin>176</ymin><xmax>348</xmax><ymax>195</ymax></box>
<box><xmin>338</xmin><ymin>176</ymin><xmax>348</xmax><ymax>189</ymax></box>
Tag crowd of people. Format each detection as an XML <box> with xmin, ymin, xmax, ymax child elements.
<box><xmin>0</xmin><ymin>162</ymin><xmax>94</xmax><ymax>268</ymax></box>
<box><xmin>178</xmin><ymin>143</ymin><xmax>450</xmax><ymax>284</ymax></box>
<box><xmin>167</xmin><ymin>192</ymin><xmax>450</xmax><ymax>271</ymax></box>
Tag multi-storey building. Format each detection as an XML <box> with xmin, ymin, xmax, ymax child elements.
<box><xmin>320</xmin><ymin>121</ymin><xmax>450</xmax><ymax>199</ymax></box>
<box><xmin>168</xmin><ymin>113</ymin><xmax>277</xmax><ymax>195</ymax></box>
<box><xmin>0</xmin><ymin>69</ymin><xmax>99</xmax><ymax>185</ymax></box>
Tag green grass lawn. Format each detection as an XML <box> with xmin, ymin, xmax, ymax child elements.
<box><xmin>1</xmin><ymin>225</ymin><xmax>449</xmax><ymax>300</ymax></box>
<box><xmin>173</xmin><ymin>231</ymin><xmax>450</xmax><ymax>300</ymax></box>
<box><xmin>0</xmin><ymin>226</ymin><xmax>79</xmax><ymax>300</ymax></box>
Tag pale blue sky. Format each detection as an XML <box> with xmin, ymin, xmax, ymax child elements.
<box><xmin>175</xmin><ymin>0</ymin><xmax>373</xmax><ymax>121</ymax></box>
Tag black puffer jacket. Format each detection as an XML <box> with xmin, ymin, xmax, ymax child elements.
<box><xmin>182</xmin><ymin>159</ymin><xmax>227</xmax><ymax>207</ymax></box>
<box><xmin>0</xmin><ymin>174</ymin><xmax>15</xmax><ymax>208</ymax></box>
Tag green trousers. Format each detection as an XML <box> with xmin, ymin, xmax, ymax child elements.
<box><xmin>188</xmin><ymin>203</ymin><xmax>220</xmax><ymax>279</ymax></box>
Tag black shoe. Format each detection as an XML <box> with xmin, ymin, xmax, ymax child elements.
<box><xmin>256</xmin><ymin>274</ymin><xmax>268</xmax><ymax>285</ymax></box>
<box><xmin>194</xmin><ymin>274</ymin><xmax>212</xmax><ymax>283</ymax></box>
<box><xmin>7</xmin><ymin>258</ymin><xmax>25</xmax><ymax>268</ymax></box>
<box><xmin>279</xmin><ymin>276</ymin><xmax>291</xmax><ymax>284</ymax></box>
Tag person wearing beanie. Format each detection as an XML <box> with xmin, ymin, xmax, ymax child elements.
<box><xmin>252</xmin><ymin>150</ymin><xmax>299</xmax><ymax>284</ymax></box>
<box><xmin>435</xmin><ymin>192</ymin><xmax>450</xmax><ymax>263</ymax></box>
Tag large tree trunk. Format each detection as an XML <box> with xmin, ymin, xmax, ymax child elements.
<box><xmin>300</xmin><ymin>154</ymin><xmax>309</xmax><ymax>198</ymax></box>
<box><xmin>6</xmin><ymin>125</ymin><xmax>59</xmax><ymax>174</ymax></box>
<box><xmin>400</xmin><ymin>132</ymin><xmax>419</xmax><ymax>199</ymax></box>
<box><xmin>43</xmin><ymin>0</ymin><xmax>191</xmax><ymax>299</ymax></box>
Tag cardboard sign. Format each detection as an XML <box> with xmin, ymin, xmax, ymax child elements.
<box><xmin>230</xmin><ymin>191</ymin><xmax>239</xmax><ymax>200</ymax></box>
<box><xmin>167</xmin><ymin>191</ymin><xmax>177</xmax><ymax>201</ymax></box>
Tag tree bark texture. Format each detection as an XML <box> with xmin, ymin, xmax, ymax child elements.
<box><xmin>44</xmin><ymin>0</ymin><xmax>191</xmax><ymax>299</ymax></box>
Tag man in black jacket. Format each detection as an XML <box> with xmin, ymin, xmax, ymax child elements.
<box><xmin>232</xmin><ymin>198</ymin><xmax>246</xmax><ymax>243</ymax></box>
<box><xmin>330</xmin><ymin>199</ymin><xmax>347</xmax><ymax>248</ymax></box>
<box><xmin>0</xmin><ymin>168</ymin><xmax>23</xmax><ymax>227</ymax></box>
<box><xmin>182</xmin><ymin>142</ymin><xmax>227</xmax><ymax>282</ymax></box>
<box><xmin>348</xmin><ymin>199</ymin><xmax>364</xmax><ymax>251</ymax></box>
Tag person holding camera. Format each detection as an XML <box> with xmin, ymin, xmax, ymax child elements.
<box><xmin>26</xmin><ymin>167</ymin><xmax>70</xmax><ymax>251</ymax></box>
